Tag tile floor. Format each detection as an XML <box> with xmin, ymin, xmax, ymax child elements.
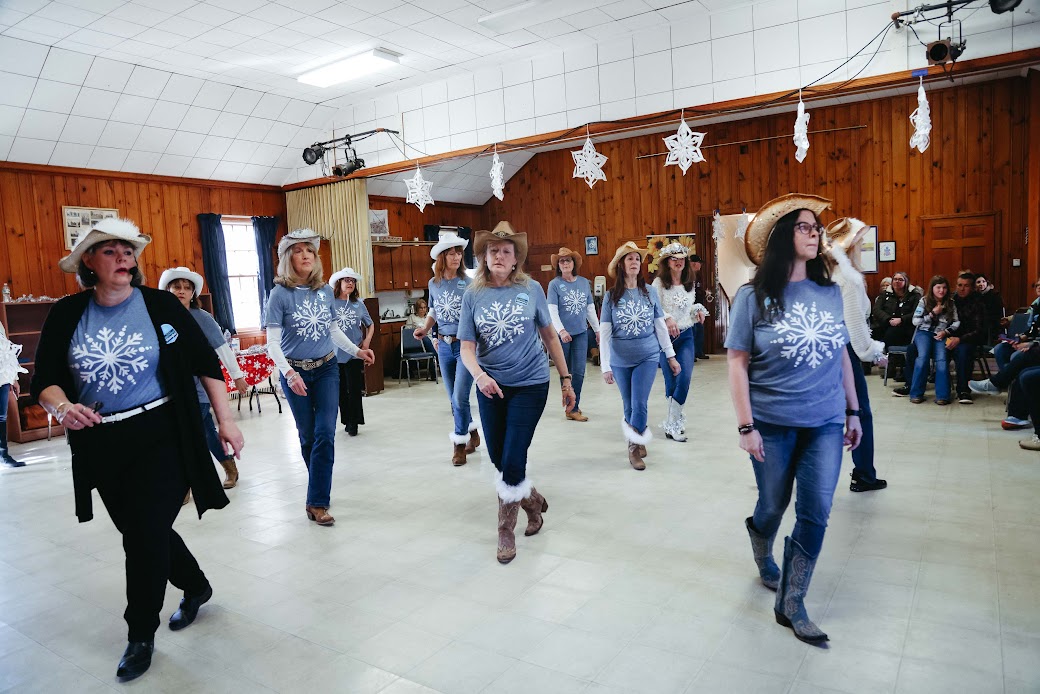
<box><xmin>1</xmin><ymin>360</ymin><xmax>1038</xmax><ymax>693</ymax></box>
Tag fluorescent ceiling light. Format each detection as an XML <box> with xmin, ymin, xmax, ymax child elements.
<box><xmin>298</xmin><ymin>48</ymin><xmax>400</xmax><ymax>88</ymax></box>
<box><xmin>478</xmin><ymin>0</ymin><xmax>602</xmax><ymax>33</ymax></box>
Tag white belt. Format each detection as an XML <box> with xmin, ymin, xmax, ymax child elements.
<box><xmin>100</xmin><ymin>396</ymin><xmax>172</xmax><ymax>424</ymax></box>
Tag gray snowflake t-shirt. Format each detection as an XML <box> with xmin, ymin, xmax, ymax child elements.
<box><xmin>265</xmin><ymin>284</ymin><xmax>336</xmax><ymax>360</ymax></box>
<box><xmin>725</xmin><ymin>280</ymin><xmax>849</xmax><ymax>428</ymax></box>
<box><xmin>547</xmin><ymin>276</ymin><xmax>594</xmax><ymax>335</ymax></box>
<box><xmin>190</xmin><ymin>307</ymin><xmax>226</xmax><ymax>404</ymax></box>
<box><xmin>458</xmin><ymin>280</ymin><xmax>552</xmax><ymax>387</ymax></box>
<box><xmin>332</xmin><ymin>298</ymin><xmax>372</xmax><ymax>362</ymax></box>
<box><xmin>68</xmin><ymin>289</ymin><xmax>165</xmax><ymax>414</ymax></box>
<box><xmin>428</xmin><ymin>276</ymin><xmax>471</xmax><ymax>336</ymax></box>
<box><xmin>601</xmin><ymin>285</ymin><xmax>665</xmax><ymax>368</ymax></box>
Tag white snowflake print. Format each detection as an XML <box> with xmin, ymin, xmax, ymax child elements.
<box><xmin>770</xmin><ymin>301</ymin><xmax>846</xmax><ymax>368</ymax></box>
<box><xmin>335</xmin><ymin>304</ymin><xmax>358</xmax><ymax>333</ymax></box>
<box><xmin>476</xmin><ymin>300</ymin><xmax>527</xmax><ymax>347</ymax></box>
<box><xmin>615</xmin><ymin>298</ymin><xmax>653</xmax><ymax>336</ymax></box>
<box><xmin>667</xmin><ymin>292</ymin><xmax>693</xmax><ymax>316</ymax></box>
<box><xmin>292</xmin><ymin>297</ymin><xmax>331</xmax><ymax>342</ymax></box>
<box><xmin>71</xmin><ymin>325</ymin><xmax>152</xmax><ymax>394</ymax></box>
<box><xmin>434</xmin><ymin>291</ymin><xmax>463</xmax><ymax>324</ymax></box>
<box><xmin>562</xmin><ymin>289</ymin><xmax>587</xmax><ymax>316</ymax></box>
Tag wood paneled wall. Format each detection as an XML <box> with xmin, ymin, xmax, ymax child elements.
<box><xmin>0</xmin><ymin>164</ymin><xmax>287</xmax><ymax>299</ymax></box>
<box><xmin>368</xmin><ymin>195</ymin><xmax>484</xmax><ymax>242</ymax></box>
<box><xmin>481</xmin><ymin>76</ymin><xmax>1032</xmax><ymax>306</ymax></box>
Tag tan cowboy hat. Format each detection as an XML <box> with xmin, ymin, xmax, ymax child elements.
<box><xmin>473</xmin><ymin>221</ymin><xmax>528</xmax><ymax>266</ymax></box>
<box><xmin>550</xmin><ymin>247</ymin><xmax>582</xmax><ymax>271</ymax></box>
<box><xmin>744</xmin><ymin>193</ymin><xmax>832</xmax><ymax>266</ymax></box>
<box><xmin>159</xmin><ymin>266</ymin><xmax>205</xmax><ymax>296</ymax></box>
<box><xmin>58</xmin><ymin>217</ymin><xmax>151</xmax><ymax>273</ymax></box>
<box><xmin>607</xmin><ymin>241</ymin><xmax>651</xmax><ymax>278</ymax></box>
<box><xmin>825</xmin><ymin>217</ymin><xmax>869</xmax><ymax>253</ymax></box>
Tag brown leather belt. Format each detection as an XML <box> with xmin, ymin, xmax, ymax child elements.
<box><xmin>288</xmin><ymin>351</ymin><xmax>335</xmax><ymax>371</ymax></box>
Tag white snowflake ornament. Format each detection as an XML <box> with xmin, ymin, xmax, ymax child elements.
<box><xmin>662</xmin><ymin>119</ymin><xmax>705</xmax><ymax>175</ymax></box>
<box><xmin>909</xmin><ymin>78</ymin><xmax>931</xmax><ymax>153</ymax></box>
<box><xmin>793</xmin><ymin>98</ymin><xmax>810</xmax><ymax>163</ymax></box>
<box><xmin>572</xmin><ymin>137</ymin><xmax>608</xmax><ymax>188</ymax></box>
<box><xmin>405</xmin><ymin>165</ymin><xmax>434</xmax><ymax>212</ymax></box>
<box><xmin>735</xmin><ymin>211</ymin><xmax>750</xmax><ymax>241</ymax></box>
<box><xmin>712</xmin><ymin>211</ymin><xmax>724</xmax><ymax>242</ymax></box>
<box><xmin>489</xmin><ymin>150</ymin><xmax>505</xmax><ymax>201</ymax></box>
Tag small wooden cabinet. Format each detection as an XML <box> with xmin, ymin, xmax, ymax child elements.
<box><xmin>372</xmin><ymin>243</ymin><xmax>435</xmax><ymax>291</ymax></box>
<box><xmin>1</xmin><ymin>300</ymin><xmax>63</xmax><ymax>443</ymax></box>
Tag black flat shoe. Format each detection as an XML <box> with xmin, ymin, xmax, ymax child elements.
<box><xmin>850</xmin><ymin>475</ymin><xmax>888</xmax><ymax>493</ymax></box>
<box><xmin>347</xmin><ymin>424</ymin><xmax>358</xmax><ymax>437</ymax></box>
<box><xmin>116</xmin><ymin>640</ymin><xmax>154</xmax><ymax>681</ymax></box>
<box><xmin>169</xmin><ymin>584</ymin><xmax>212</xmax><ymax>631</ymax></box>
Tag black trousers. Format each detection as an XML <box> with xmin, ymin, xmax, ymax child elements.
<box><xmin>338</xmin><ymin>359</ymin><xmax>365</xmax><ymax>427</ymax></box>
<box><xmin>88</xmin><ymin>406</ymin><xmax>208</xmax><ymax>642</ymax></box>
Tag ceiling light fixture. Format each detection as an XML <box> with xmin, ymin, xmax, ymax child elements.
<box><xmin>477</xmin><ymin>0</ymin><xmax>601</xmax><ymax>33</ymax></box>
<box><xmin>297</xmin><ymin>48</ymin><xmax>400</xmax><ymax>88</ymax></box>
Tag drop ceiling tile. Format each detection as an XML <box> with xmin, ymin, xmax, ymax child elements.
<box><xmin>223</xmin><ymin>138</ymin><xmax>259</xmax><ymax>162</ymax></box>
<box><xmin>277</xmin><ymin>99</ymin><xmax>315</xmax><ymax>126</ymax></box>
<box><xmin>133</xmin><ymin>125</ymin><xmax>176</xmax><ymax>152</ymax></box>
<box><xmin>97</xmin><ymin>120</ymin><xmax>143</xmax><ymax>148</ymax></box>
<box><xmin>153</xmin><ymin>14</ymin><xmax>210</xmax><ymax>39</ymax></box>
<box><xmin>8</xmin><ymin>16</ymin><xmax>78</xmax><ymax>41</ymax></box>
<box><xmin>193</xmin><ymin>81</ymin><xmax>236</xmax><ymax>110</ymax></box>
<box><xmin>180</xmin><ymin>3</ymin><xmax>238</xmax><ymax>26</ymax></box>
<box><xmin>178</xmin><ymin>106</ymin><xmax>220</xmax><ymax>134</ymax></box>
<box><xmin>262</xmin><ymin>121</ymin><xmax>299</xmax><ymax>146</ymax></box>
<box><xmin>136</xmin><ymin>0</ymin><xmax>195</xmax><ymax>12</ymax></box>
<box><xmin>163</xmin><ymin>130</ymin><xmax>206</xmax><ymax>157</ymax></box>
<box><xmin>249</xmin><ymin>142</ymin><xmax>283</xmax><ymax>166</ymax></box>
<box><xmin>28</xmin><ymin>79</ymin><xmax>81</xmax><ymax>113</ymax></box>
<box><xmin>151</xmin><ymin>152</ymin><xmax>191</xmax><ymax>175</ymax></box>
<box><xmin>144</xmin><ymin>100</ymin><xmax>188</xmax><ymax>129</ymax></box>
<box><xmin>210</xmin><ymin>160</ymin><xmax>245</xmax><ymax>180</ymax></box>
<box><xmin>123</xmin><ymin>65</ymin><xmax>172</xmax><ymax>98</ymax></box>
<box><xmin>0</xmin><ymin>73</ymin><xmax>36</xmax><ymax>108</ymax></box>
<box><xmin>236</xmin><ymin>116</ymin><xmax>274</xmax><ymax>141</ymax></box>
<box><xmin>132</xmin><ymin>27</ymin><xmax>184</xmax><ymax>48</ymax></box>
<box><xmin>86</xmin><ymin>145</ymin><xmax>128</xmax><ymax>170</ymax></box>
<box><xmin>107</xmin><ymin>3</ymin><xmax>172</xmax><ymax>27</ymax></box>
<box><xmin>236</xmin><ymin>163</ymin><xmax>269</xmax><ymax>182</ymax></box>
<box><xmin>251</xmin><ymin>92</ymin><xmax>289</xmax><ymax>119</ymax></box>
<box><xmin>0</xmin><ymin>35</ymin><xmax>49</xmax><ymax>77</ymax></box>
<box><xmin>62</xmin><ymin>0</ymin><xmax>123</xmax><ymax>12</ymax></box>
<box><xmin>182</xmin><ymin>156</ymin><xmax>219</xmax><ymax>178</ymax></box>
<box><xmin>49</xmin><ymin>141</ymin><xmax>94</xmax><ymax>167</ymax></box>
<box><xmin>59</xmin><ymin>114</ymin><xmax>107</xmax><ymax>144</ymax></box>
<box><xmin>208</xmin><ymin>0</ymin><xmax>267</xmax><ymax>13</ymax></box>
<box><xmin>262</xmin><ymin>167</ymin><xmax>291</xmax><ymax>185</ymax></box>
<box><xmin>38</xmin><ymin>47</ymin><xmax>93</xmax><ymax>85</ymax></box>
<box><xmin>69</xmin><ymin>86</ymin><xmax>120</xmax><ymax>119</ymax></box>
<box><xmin>222</xmin><ymin>15</ymin><xmax>278</xmax><ymax>38</ymax></box>
<box><xmin>247</xmin><ymin>3</ymin><xmax>306</xmax><ymax>25</ymax></box>
<box><xmin>0</xmin><ymin>105</ymin><xmax>24</xmax><ymax>136</ymax></box>
<box><xmin>7</xmin><ymin>137</ymin><xmax>57</xmax><ymax>164</ymax></box>
<box><xmin>66</xmin><ymin>28</ymin><xmax>125</xmax><ymax>49</ymax></box>
<box><xmin>196</xmin><ymin>134</ymin><xmax>234</xmax><ymax>159</ymax></box>
<box><xmin>17</xmin><ymin>108</ymin><xmax>68</xmax><ymax>140</ymax></box>
<box><xmin>87</xmin><ymin>16</ymin><xmax>148</xmax><ymax>39</ymax></box>
<box><xmin>110</xmin><ymin>93</ymin><xmax>156</xmax><ymax>124</ymax></box>
<box><xmin>224</xmin><ymin>87</ymin><xmax>264</xmax><ymax>115</ymax></box>
<box><xmin>120</xmin><ymin>149</ymin><xmax>161</xmax><ymax>173</ymax></box>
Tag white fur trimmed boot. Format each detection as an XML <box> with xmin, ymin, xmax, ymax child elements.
<box><xmin>622</xmin><ymin>422</ymin><xmax>651</xmax><ymax>470</ymax></box>
<box><xmin>664</xmin><ymin>398</ymin><xmax>687</xmax><ymax>442</ymax></box>
<box><xmin>466</xmin><ymin>422</ymin><xmax>480</xmax><ymax>453</ymax></box>
<box><xmin>496</xmin><ymin>474</ymin><xmax>532</xmax><ymax>564</ymax></box>
<box><xmin>449</xmin><ymin>431</ymin><xmax>469</xmax><ymax>466</ymax></box>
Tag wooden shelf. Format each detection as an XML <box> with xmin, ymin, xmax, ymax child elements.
<box><xmin>1</xmin><ymin>301</ymin><xmax>63</xmax><ymax>443</ymax></box>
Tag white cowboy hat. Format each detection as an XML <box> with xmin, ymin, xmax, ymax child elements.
<box><xmin>328</xmin><ymin>266</ymin><xmax>362</xmax><ymax>291</ymax></box>
<box><xmin>58</xmin><ymin>217</ymin><xmax>151</xmax><ymax>273</ymax></box>
<box><xmin>429</xmin><ymin>232</ymin><xmax>468</xmax><ymax>260</ymax></box>
<box><xmin>657</xmin><ymin>242</ymin><xmax>689</xmax><ymax>259</ymax></box>
<box><xmin>277</xmin><ymin>228</ymin><xmax>321</xmax><ymax>258</ymax></box>
<box><xmin>158</xmin><ymin>266</ymin><xmax>205</xmax><ymax>296</ymax></box>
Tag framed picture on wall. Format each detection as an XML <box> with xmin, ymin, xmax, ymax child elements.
<box><xmin>63</xmin><ymin>206</ymin><xmax>118</xmax><ymax>250</ymax></box>
<box><xmin>879</xmin><ymin>240</ymin><xmax>896</xmax><ymax>263</ymax></box>
<box><xmin>585</xmin><ymin>236</ymin><xmax>599</xmax><ymax>255</ymax></box>
<box><xmin>859</xmin><ymin>225</ymin><xmax>879</xmax><ymax>274</ymax></box>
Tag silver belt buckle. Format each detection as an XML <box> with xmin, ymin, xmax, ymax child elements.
<box><xmin>442</xmin><ymin>335</ymin><xmax>455</xmax><ymax>344</ymax></box>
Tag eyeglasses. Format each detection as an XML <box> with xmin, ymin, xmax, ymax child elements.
<box><xmin>792</xmin><ymin>222</ymin><xmax>825</xmax><ymax>236</ymax></box>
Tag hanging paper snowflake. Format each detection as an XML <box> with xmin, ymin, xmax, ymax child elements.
<box><xmin>712</xmin><ymin>211</ymin><xmax>724</xmax><ymax>242</ymax></box>
<box><xmin>405</xmin><ymin>166</ymin><xmax>434</xmax><ymax>212</ymax></box>
<box><xmin>571</xmin><ymin>137</ymin><xmax>607</xmax><ymax>188</ymax></box>
<box><xmin>735</xmin><ymin>211</ymin><xmax>750</xmax><ymax>240</ymax></box>
<box><xmin>489</xmin><ymin>150</ymin><xmax>505</xmax><ymax>201</ymax></box>
<box><xmin>662</xmin><ymin>119</ymin><xmax>705</xmax><ymax>175</ymax></box>
<box><xmin>793</xmin><ymin>99</ymin><xmax>810</xmax><ymax>163</ymax></box>
<box><xmin>909</xmin><ymin>79</ymin><xmax>931</xmax><ymax>153</ymax></box>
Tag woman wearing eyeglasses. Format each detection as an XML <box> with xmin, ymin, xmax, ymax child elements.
<box><xmin>727</xmin><ymin>194</ymin><xmax>861</xmax><ymax>646</ymax></box>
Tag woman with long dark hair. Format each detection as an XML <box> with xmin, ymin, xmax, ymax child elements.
<box><xmin>726</xmin><ymin>194</ymin><xmax>861</xmax><ymax>645</ymax></box>
<box><xmin>329</xmin><ymin>267</ymin><xmax>373</xmax><ymax>437</ymax></box>
<box><xmin>600</xmin><ymin>241</ymin><xmax>680</xmax><ymax>470</ymax></box>
<box><xmin>908</xmin><ymin>275</ymin><xmax>959</xmax><ymax>405</ymax></box>
<box><xmin>547</xmin><ymin>246</ymin><xmax>598</xmax><ymax>422</ymax></box>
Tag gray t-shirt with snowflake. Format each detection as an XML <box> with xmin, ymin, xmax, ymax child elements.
<box><xmin>547</xmin><ymin>276</ymin><xmax>594</xmax><ymax>335</ymax></box>
<box><xmin>725</xmin><ymin>280</ymin><xmax>849</xmax><ymax>428</ymax></box>
<box><xmin>265</xmin><ymin>285</ymin><xmax>336</xmax><ymax>360</ymax></box>
<box><xmin>68</xmin><ymin>289</ymin><xmax>165</xmax><ymax>414</ymax></box>
<box><xmin>190</xmin><ymin>307</ymin><xmax>226</xmax><ymax>404</ymax></box>
<box><xmin>601</xmin><ymin>285</ymin><xmax>665</xmax><ymax>368</ymax></box>
<box><xmin>457</xmin><ymin>280</ymin><xmax>552</xmax><ymax>387</ymax></box>
<box><xmin>429</xmin><ymin>276</ymin><xmax>471</xmax><ymax>337</ymax></box>
<box><xmin>332</xmin><ymin>298</ymin><xmax>373</xmax><ymax>362</ymax></box>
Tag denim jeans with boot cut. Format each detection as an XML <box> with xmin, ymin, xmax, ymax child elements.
<box><xmin>559</xmin><ymin>330</ymin><xmax>588</xmax><ymax>410</ymax></box>
<box><xmin>280</xmin><ymin>360</ymin><xmax>339</xmax><ymax>508</ymax></box>
<box><xmin>437</xmin><ymin>338</ymin><xmax>475</xmax><ymax>443</ymax></box>
<box><xmin>910</xmin><ymin>330</ymin><xmax>949</xmax><ymax>400</ymax></box>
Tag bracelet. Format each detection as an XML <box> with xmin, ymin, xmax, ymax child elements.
<box><xmin>846</xmin><ymin>408</ymin><xmax>861</xmax><ymax>417</ymax></box>
<box><xmin>737</xmin><ymin>423</ymin><xmax>755</xmax><ymax>435</ymax></box>
<box><xmin>55</xmin><ymin>401</ymin><xmax>72</xmax><ymax>423</ymax></box>
<box><xmin>475</xmin><ymin>372</ymin><xmax>488</xmax><ymax>386</ymax></box>
<box><xmin>560</xmin><ymin>374</ymin><xmax>572</xmax><ymax>383</ymax></box>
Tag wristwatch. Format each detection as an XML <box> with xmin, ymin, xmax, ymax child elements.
<box><xmin>846</xmin><ymin>408</ymin><xmax>861</xmax><ymax>417</ymax></box>
<box><xmin>737</xmin><ymin>423</ymin><xmax>755</xmax><ymax>434</ymax></box>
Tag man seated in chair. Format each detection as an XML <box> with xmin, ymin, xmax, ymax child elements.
<box><xmin>945</xmin><ymin>272</ymin><xmax>986</xmax><ymax>404</ymax></box>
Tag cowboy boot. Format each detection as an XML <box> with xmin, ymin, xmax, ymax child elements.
<box><xmin>745</xmin><ymin>517</ymin><xmax>780</xmax><ymax>591</ymax></box>
<box><xmin>566</xmin><ymin>409</ymin><xmax>588</xmax><ymax>421</ymax></box>
<box><xmin>519</xmin><ymin>487</ymin><xmax>548</xmax><ymax>536</ymax></box>
<box><xmin>774</xmin><ymin>536</ymin><xmax>828</xmax><ymax>644</ymax></box>
<box><xmin>220</xmin><ymin>458</ymin><xmax>239</xmax><ymax>489</ymax></box>
<box><xmin>452</xmin><ymin>444</ymin><xmax>467</xmax><ymax>466</ymax></box>
<box><xmin>622</xmin><ymin>421</ymin><xmax>650</xmax><ymax>468</ymax></box>
<box><xmin>627</xmin><ymin>443</ymin><xmax>646</xmax><ymax>470</ymax></box>
<box><xmin>497</xmin><ymin>498</ymin><xmax>521</xmax><ymax>563</ymax></box>
<box><xmin>665</xmin><ymin>398</ymin><xmax>688</xmax><ymax>442</ymax></box>
<box><xmin>466</xmin><ymin>425</ymin><xmax>480</xmax><ymax>454</ymax></box>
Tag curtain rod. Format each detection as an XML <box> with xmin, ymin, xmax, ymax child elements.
<box><xmin>635</xmin><ymin>125</ymin><xmax>867</xmax><ymax>159</ymax></box>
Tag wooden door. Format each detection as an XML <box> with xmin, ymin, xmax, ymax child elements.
<box><xmin>920</xmin><ymin>213</ymin><xmax>998</xmax><ymax>284</ymax></box>
<box><xmin>410</xmin><ymin>245</ymin><xmax>434</xmax><ymax>288</ymax></box>
<box><xmin>372</xmin><ymin>246</ymin><xmax>396</xmax><ymax>291</ymax></box>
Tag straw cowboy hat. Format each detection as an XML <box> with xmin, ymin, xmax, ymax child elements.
<box><xmin>607</xmin><ymin>241</ymin><xmax>651</xmax><ymax>278</ymax></box>
<box><xmin>550</xmin><ymin>247</ymin><xmax>583</xmax><ymax>271</ymax></box>
<box><xmin>58</xmin><ymin>217</ymin><xmax>151</xmax><ymax>273</ymax></box>
<box><xmin>657</xmin><ymin>242</ymin><xmax>689</xmax><ymax>260</ymax></box>
<box><xmin>328</xmin><ymin>267</ymin><xmax>362</xmax><ymax>291</ymax></box>
<box><xmin>744</xmin><ymin>193</ymin><xmax>832</xmax><ymax>266</ymax></box>
<box><xmin>429</xmin><ymin>232</ymin><xmax>468</xmax><ymax>260</ymax></box>
<box><xmin>824</xmin><ymin>217</ymin><xmax>869</xmax><ymax>253</ymax></box>
<box><xmin>158</xmin><ymin>266</ymin><xmax>205</xmax><ymax>297</ymax></box>
<box><xmin>473</xmin><ymin>221</ymin><xmax>528</xmax><ymax>266</ymax></box>
<box><xmin>277</xmin><ymin>228</ymin><xmax>321</xmax><ymax>258</ymax></box>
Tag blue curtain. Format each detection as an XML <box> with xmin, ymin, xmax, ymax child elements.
<box><xmin>252</xmin><ymin>215</ymin><xmax>278</xmax><ymax>325</ymax></box>
<box><xmin>197</xmin><ymin>213</ymin><xmax>236</xmax><ymax>334</ymax></box>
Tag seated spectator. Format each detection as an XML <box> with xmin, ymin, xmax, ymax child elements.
<box><xmin>946</xmin><ymin>272</ymin><xmax>985</xmax><ymax>404</ymax></box>
<box><xmin>974</xmin><ymin>273</ymin><xmax>1005</xmax><ymax>345</ymax></box>
<box><xmin>1010</xmin><ymin>366</ymin><xmax>1040</xmax><ymax>451</ymax></box>
<box><xmin>870</xmin><ymin>277</ymin><xmax>893</xmax><ymax>336</ymax></box>
<box><xmin>907</xmin><ymin>275</ymin><xmax>958</xmax><ymax>405</ymax></box>
<box><xmin>1002</xmin><ymin>364</ymin><xmax>1038</xmax><ymax>430</ymax></box>
<box><xmin>872</xmin><ymin>272</ymin><xmax>921</xmax><ymax>349</ymax></box>
<box><xmin>970</xmin><ymin>337</ymin><xmax>1040</xmax><ymax>397</ymax></box>
<box><xmin>994</xmin><ymin>278</ymin><xmax>1040</xmax><ymax>370</ymax></box>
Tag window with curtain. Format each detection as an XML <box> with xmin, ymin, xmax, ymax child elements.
<box><xmin>221</xmin><ymin>219</ymin><xmax>261</xmax><ymax>330</ymax></box>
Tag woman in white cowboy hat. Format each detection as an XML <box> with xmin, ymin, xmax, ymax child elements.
<box><xmin>458</xmin><ymin>221</ymin><xmax>576</xmax><ymax>564</ymax></box>
<box><xmin>822</xmin><ymin>219</ymin><xmax>888</xmax><ymax>494</ymax></box>
<box><xmin>651</xmin><ymin>242</ymin><xmax>707</xmax><ymax>442</ymax></box>
<box><xmin>600</xmin><ymin>241</ymin><xmax>680</xmax><ymax>470</ymax></box>
<box><xmin>264</xmin><ymin>229</ymin><xmax>375</xmax><ymax>527</ymax></box>
<box><xmin>33</xmin><ymin>218</ymin><xmax>244</xmax><ymax>681</ymax></box>
<box><xmin>413</xmin><ymin>232</ymin><xmax>480</xmax><ymax>466</ymax></box>
<box><xmin>726</xmin><ymin>194</ymin><xmax>861</xmax><ymax>645</ymax></box>
<box><xmin>160</xmin><ymin>266</ymin><xmax>249</xmax><ymax>492</ymax></box>
<box><xmin>547</xmin><ymin>246</ymin><xmax>599</xmax><ymax>422</ymax></box>
<box><xmin>329</xmin><ymin>266</ymin><xmax>373</xmax><ymax>437</ymax></box>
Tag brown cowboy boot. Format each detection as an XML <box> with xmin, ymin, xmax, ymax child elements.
<box><xmin>637</xmin><ymin>445</ymin><xmax>647</xmax><ymax>458</ymax></box>
<box><xmin>497</xmin><ymin>498</ymin><xmax>520</xmax><ymax>563</ymax></box>
<box><xmin>466</xmin><ymin>427</ymin><xmax>480</xmax><ymax>454</ymax></box>
<box><xmin>566</xmin><ymin>409</ymin><xmax>588</xmax><ymax>422</ymax></box>
<box><xmin>305</xmin><ymin>506</ymin><xmax>335</xmax><ymax>526</ymax></box>
<box><xmin>220</xmin><ymin>458</ymin><xmax>239</xmax><ymax>489</ymax></box>
<box><xmin>519</xmin><ymin>488</ymin><xmax>548</xmax><ymax>536</ymax></box>
<box><xmin>628</xmin><ymin>443</ymin><xmax>646</xmax><ymax>470</ymax></box>
<box><xmin>452</xmin><ymin>444</ymin><xmax>467</xmax><ymax>466</ymax></box>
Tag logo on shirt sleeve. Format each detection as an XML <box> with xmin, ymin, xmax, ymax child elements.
<box><xmin>161</xmin><ymin>324</ymin><xmax>178</xmax><ymax>343</ymax></box>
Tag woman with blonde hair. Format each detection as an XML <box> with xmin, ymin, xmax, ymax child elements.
<box><xmin>458</xmin><ymin>222</ymin><xmax>576</xmax><ymax>563</ymax></box>
<box><xmin>264</xmin><ymin>229</ymin><xmax>375</xmax><ymax>526</ymax></box>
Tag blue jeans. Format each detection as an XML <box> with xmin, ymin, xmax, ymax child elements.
<box><xmin>751</xmin><ymin>421</ymin><xmax>845</xmax><ymax>557</ymax></box>
<box><xmin>1006</xmin><ymin>365</ymin><xmax>1040</xmax><ymax>420</ymax></box>
<box><xmin>847</xmin><ymin>344</ymin><xmax>877</xmax><ymax>482</ymax></box>
<box><xmin>0</xmin><ymin>383</ymin><xmax>8</xmax><ymax>426</ymax></box>
<box><xmin>559</xmin><ymin>330</ymin><xmax>588</xmax><ymax>409</ymax></box>
<box><xmin>661</xmin><ymin>327</ymin><xmax>694</xmax><ymax>405</ymax></box>
<box><xmin>437</xmin><ymin>338</ymin><xmax>474</xmax><ymax>438</ymax></box>
<box><xmin>199</xmin><ymin>405</ymin><xmax>228</xmax><ymax>462</ymax></box>
<box><xmin>613</xmin><ymin>358</ymin><xmax>657</xmax><ymax>433</ymax></box>
<box><xmin>910</xmin><ymin>330</ymin><xmax>949</xmax><ymax>400</ymax></box>
<box><xmin>949</xmin><ymin>342</ymin><xmax>977</xmax><ymax>395</ymax></box>
<box><xmin>991</xmin><ymin>346</ymin><xmax>1040</xmax><ymax>390</ymax></box>
<box><xmin>477</xmin><ymin>381</ymin><xmax>549</xmax><ymax>487</ymax></box>
<box><xmin>280</xmin><ymin>360</ymin><xmax>339</xmax><ymax>508</ymax></box>
<box><xmin>1019</xmin><ymin>366</ymin><xmax>1040</xmax><ymax>435</ymax></box>
<box><xmin>994</xmin><ymin>341</ymin><xmax>1015</xmax><ymax>371</ymax></box>
<box><xmin>693</xmin><ymin>321</ymin><xmax>706</xmax><ymax>357</ymax></box>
